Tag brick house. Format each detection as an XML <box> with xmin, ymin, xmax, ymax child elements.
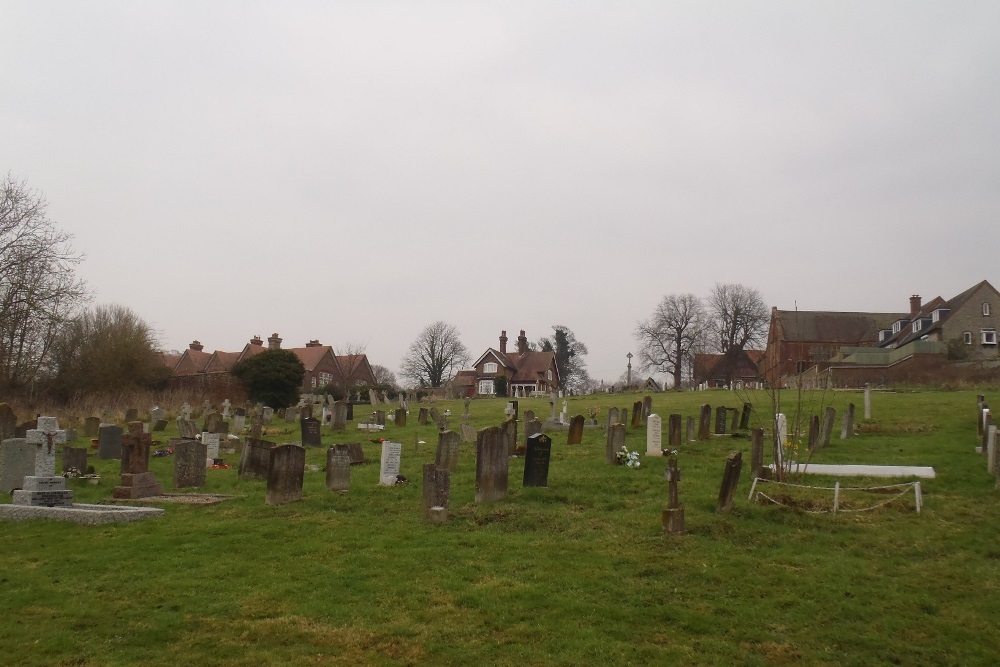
<box><xmin>693</xmin><ymin>349</ymin><xmax>765</xmax><ymax>388</ymax></box>
<box><xmin>469</xmin><ymin>330</ymin><xmax>560</xmax><ymax>397</ymax></box>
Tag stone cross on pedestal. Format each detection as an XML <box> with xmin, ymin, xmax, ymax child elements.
<box><xmin>222</xmin><ymin>399</ymin><xmax>232</xmax><ymax>419</ymax></box>
<box><xmin>12</xmin><ymin>416</ymin><xmax>73</xmax><ymax>508</ymax></box>
<box><xmin>29</xmin><ymin>416</ymin><xmax>67</xmax><ymax>477</ymax></box>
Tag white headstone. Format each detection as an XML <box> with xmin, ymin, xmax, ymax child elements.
<box><xmin>775</xmin><ymin>413</ymin><xmax>788</xmax><ymax>470</ymax></box>
<box><xmin>26</xmin><ymin>417</ymin><xmax>66</xmax><ymax>478</ymax></box>
<box><xmin>378</xmin><ymin>441</ymin><xmax>402</xmax><ymax>486</ymax></box>
<box><xmin>989</xmin><ymin>425</ymin><xmax>998</xmax><ymax>475</ymax></box>
<box><xmin>202</xmin><ymin>432</ymin><xmax>221</xmax><ymax>467</ymax></box>
<box><xmin>222</xmin><ymin>399</ymin><xmax>232</xmax><ymax>419</ymax></box>
<box><xmin>646</xmin><ymin>414</ymin><xmax>662</xmax><ymax>456</ymax></box>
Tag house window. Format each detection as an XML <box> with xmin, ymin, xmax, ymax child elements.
<box><xmin>311</xmin><ymin>377</ymin><xmax>318</xmax><ymax>388</ymax></box>
<box><xmin>478</xmin><ymin>380</ymin><xmax>494</xmax><ymax>395</ymax></box>
<box><xmin>964</xmin><ymin>331</ymin><xmax>973</xmax><ymax>345</ymax></box>
<box><xmin>984</xmin><ymin>303</ymin><xmax>991</xmax><ymax>316</ymax></box>
<box><xmin>892</xmin><ymin>321</ymin><xmax>902</xmax><ymax>334</ymax></box>
<box><xmin>912</xmin><ymin>321</ymin><xmax>921</xmax><ymax>334</ymax></box>
<box><xmin>319</xmin><ymin>372</ymin><xmax>332</xmax><ymax>386</ymax></box>
<box><xmin>982</xmin><ymin>329</ymin><xmax>997</xmax><ymax>346</ymax></box>
<box><xmin>484</xmin><ymin>362</ymin><xmax>498</xmax><ymax>374</ymax></box>
<box><xmin>546</xmin><ymin>370</ymin><xmax>552</xmax><ymax>381</ymax></box>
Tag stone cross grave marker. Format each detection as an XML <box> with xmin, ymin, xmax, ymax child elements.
<box><xmin>266</xmin><ymin>444</ymin><xmax>305</xmax><ymax>505</ymax></box>
<box><xmin>114</xmin><ymin>422</ymin><xmax>163</xmax><ymax>499</ymax></box>
<box><xmin>523</xmin><ymin>433</ymin><xmax>552</xmax><ymax>487</ymax></box>
<box><xmin>12</xmin><ymin>417</ymin><xmax>73</xmax><ymax>508</ymax></box>
<box><xmin>379</xmin><ymin>441</ymin><xmax>402</xmax><ymax>486</ymax></box>
<box><xmin>475</xmin><ymin>426</ymin><xmax>508</xmax><ymax>502</ymax></box>
<box><xmin>646</xmin><ymin>414</ymin><xmax>662</xmax><ymax>456</ymax></box>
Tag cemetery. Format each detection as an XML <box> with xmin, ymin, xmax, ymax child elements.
<box><xmin>1</xmin><ymin>388</ymin><xmax>1000</xmax><ymax>665</ymax></box>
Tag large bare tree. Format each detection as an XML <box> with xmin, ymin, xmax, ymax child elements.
<box><xmin>0</xmin><ymin>175</ymin><xmax>88</xmax><ymax>392</ymax></box>
<box><xmin>707</xmin><ymin>282</ymin><xmax>768</xmax><ymax>383</ymax></box>
<box><xmin>399</xmin><ymin>321</ymin><xmax>469</xmax><ymax>388</ymax></box>
<box><xmin>634</xmin><ymin>293</ymin><xmax>706</xmax><ymax>389</ymax></box>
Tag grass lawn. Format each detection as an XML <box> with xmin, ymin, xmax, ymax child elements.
<box><xmin>2</xmin><ymin>389</ymin><xmax>999</xmax><ymax>666</ymax></box>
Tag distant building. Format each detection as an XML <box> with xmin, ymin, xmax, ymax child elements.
<box><xmin>693</xmin><ymin>349</ymin><xmax>764</xmax><ymax>388</ymax></box>
<box><xmin>467</xmin><ymin>330</ymin><xmax>560</xmax><ymax>397</ymax></box>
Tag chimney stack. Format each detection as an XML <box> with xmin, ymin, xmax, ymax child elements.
<box><xmin>250</xmin><ymin>335</ymin><xmax>263</xmax><ymax>346</ymax></box>
<box><xmin>517</xmin><ymin>330</ymin><xmax>528</xmax><ymax>355</ymax></box>
<box><xmin>499</xmin><ymin>330</ymin><xmax>508</xmax><ymax>355</ymax></box>
<box><xmin>305</xmin><ymin>339</ymin><xmax>321</xmax><ymax>348</ymax></box>
<box><xmin>910</xmin><ymin>295</ymin><xmax>921</xmax><ymax>317</ymax></box>
<box><xmin>189</xmin><ymin>340</ymin><xmax>204</xmax><ymax>352</ymax></box>
<box><xmin>267</xmin><ymin>333</ymin><xmax>282</xmax><ymax>350</ymax></box>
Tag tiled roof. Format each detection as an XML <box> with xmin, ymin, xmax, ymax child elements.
<box><xmin>777</xmin><ymin>311</ymin><xmax>906</xmax><ymax>343</ymax></box>
<box><xmin>204</xmin><ymin>351</ymin><xmax>241</xmax><ymax>374</ymax></box>
<box><xmin>290</xmin><ymin>345</ymin><xmax>335</xmax><ymax>372</ymax></box>
<box><xmin>173</xmin><ymin>349</ymin><xmax>212</xmax><ymax>376</ymax></box>
<box><xmin>509</xmin><ymin>350</ymin><xmax>557</xmax><ymax>383</ymax></box>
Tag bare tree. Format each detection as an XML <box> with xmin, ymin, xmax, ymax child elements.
<box><xmin>634</xmin><ymin>293</ymin><xmax>706</xmax><ymax>390</ymax></box>
<box><xmin>0</xmin><ymin>175</ymin><xmax>88</xmax><ymax>392</ymax></box>
<box><xmin>371</xmin><ymin>364</ymin><xmax>397</xmax><ymax>387</ymax></box>
<box><xmin>399</xmin><ymin>321</ymin><xmax>469</xmax><ymax>388</ymax></box>
<box><xmin>707</xmin><ymin>282</ymin><xmax>768</xmax><ymax>384</ymax></box>
<box><xmin>538</xmin><ymin>325</ymin><xmax>589</xmax><ymax>392</ymax></box>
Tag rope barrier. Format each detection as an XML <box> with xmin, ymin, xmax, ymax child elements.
<box><xmin>750</xmin><ymin>477</ymin><xmax>922</xmax><ymax>514</ymax></box>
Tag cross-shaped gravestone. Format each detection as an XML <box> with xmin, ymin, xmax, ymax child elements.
<box><xmin>27</xmin><ymin>416</ymin><xmax>67</xmax><ymax>478</ymax></box>
<box><xmin>181</xmin><ymin>403</ymin><xmax>192</xmax><ymax>420</ymax></box>
<box><xmin>222</xmin><ymin>399</ymin><xmax>232</xmax><ymax>419</ymax></box>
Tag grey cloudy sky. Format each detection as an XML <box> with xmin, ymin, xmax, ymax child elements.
<box><xmin>4</xmin><ymin>2</ymin><xmax>999</xmax><ymax>384</ymax></box>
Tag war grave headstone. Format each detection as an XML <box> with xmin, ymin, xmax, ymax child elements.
<box><xmin>523</xmin><ymin>433</ymin><xmax>552</xmax><ymax>487</ymax></box>
<box><xmin>422</xmin><ymin>463</ymin><xmax>451</xmax><ymax>522</ymax></box>
<box><xmin>0</xmin><ymin>403</ymin><xmax>17</xmax><ymax>440</ymax></box>
<box><xmin>646</xmin><ymin>414</ymin><xmax>662</xmax><ymax>456</ymax></box>
<box><xmin>173</xmin><ymin>439</ymin><xmax>207</xmax><ymax>488</ymax></box>
<box><xmin>202</xmin><ymin>432</ymin><xmax>221</xmax><ymax>466</ymax></box>
<box><xmin>113</xmin><ymin>423</ymin><xmax>164</xmax><ymax>499</ymax></box>
<box><xmin>607</xmin><ymin>423</ymin><xmax>625</xmax><ymax>465</ymax></box>
<box><xmin>301</xmin><ymin>417</ymin><xmax>322</xmax><ymax>447</ymax></box>
<box><xmin>98</xmin><ymin>424</ymin><xmax>123</xmax><ymax>460</ymax></box>
<box><xmin>435</xmin><ymin>430</ymin><xmax>461</xmax><ymax>473</ymax></box>
<box><xmin>12</xmin><ymin>417</ymin><xmax>72</xmax><ymax>508</ymax></box>
<box><xmin>643</xmin><ymin>396</ymin><xmax>653</xmax><ymax>420</ymax></box>
<box><xmin>395</xmin><ymin>408</ymin><xmax>407</xmax><ymax>428</ymax></box>
<box><xmin>668</xmin><ymin>414</ymin><xmax>682</xmax><ymax>449</ymax></box>
<box><xmin>266</xmin><ymin>444</ymin><xmax>305</xmax><ymax>505</ymax></box>
<box><xmin>475</xmin><ymin>426</ymin><xmax>508</xmax><ymax>502</ymax></box>
<box><xmin>0</xmin><ymin>438</ymin><xmax>33</xmax><ymax>494</ymax></box>
<box><xmin>239</xmin><ymin>439</ymin><xmax>275</xmax><ymax>480</ymax></box>
<box><xmin>460</xmin><ymin>423</ymin><xmax>477</xmax><ymax>443</ymax></box>
<box><xmin>83</xmin><ymin>416</ymin><xmax>100</xmax><ymax>438</ymax></box>
<box><xmin>841</xmin><ymin>403</ymin><xmax>856</xmax><ymax>440</ymax></box>
<box><xmin>714</xmin><ymin>406</ymin><xmax>728</xmax><ymax>435</ymax></box>
<box><xmin>663</xmin><ymin>456</ymin><xmax>684</xmax><ymax>534</ymax></box>
<box><xmin>379</xmin><ymin>441</ymin><xmax>403</xmax><ymax>486</ymax></box>
<box><xmin>62</xmin><ymin>446</ymin><xmax>88</xmax><ymax>475</ymax></box>
<box><xmin>739</xmin><ymin>403</ymin><xmax>752</xmax><ymax>431</ymax></box>
<box><xmin>326</xmin><ymin>446</ymin><xmax>351</xmax><ymax>492</ymax></box>
<box><xmin>716</xmin><ymin>451</ymin><xmax>743</xmax><ymax>514</ymax></box>
<box><xmin>698</xmin><ymin>405</ymin><xmax>712</xmax><ymax>440</ymax></box>
<box><xmin>567</xmin><ymin>415</ymin><xmax>585</xmax><ymax>445</ymax></box>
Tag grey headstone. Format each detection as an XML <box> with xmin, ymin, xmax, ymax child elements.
<box><xmin>475</xmin><ymin>426</ymin><xmax>508</xmax><ymax>502</ymax></box>
<box><xmin>98</xmin><ymin>425</ymin><xmax>123</xmax><ymax>460</ymax></box>
<box><xmin>435</xmin><ymin>430</ymin><xmax>461</xmax><ymax>473</ymax></box>
<box><xmin>326</xmin><ymin>446</ymin><xmax>351</xmax><ymax>492</ymax></box>
<box><xmin>172</xmin><ymin>439</ymin><xmax>207</xmax><ymax>488</ymax></box>
<box><xmin>379</xmin><ymin>442</ymin><xmax>402</xmax><ymax>486</ymax></box>
<box><xmin>0</xmin><ymin>438</ymin><xmax>33</xmax><ymax>493</ymax></box>
<box><xmin>62</xmin><ymin>447</ymin><xmax>88</xmax><ymax>475</ymax></box>
<box><xmin>266</xmin><ymin>444</ymin><xmax>305</xmax><ymax>505</ymax></box>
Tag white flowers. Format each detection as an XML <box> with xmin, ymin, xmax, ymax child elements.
<box><xmin>617</xmin><ymin>446</ymin><xmax>641</xmax><ymax>469</ymax></box>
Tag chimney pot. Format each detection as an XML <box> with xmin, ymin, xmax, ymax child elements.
<box><xmin>910</xmin><ymin>295</ymin><xmax>922</xmax><ymax>317</ymax></box>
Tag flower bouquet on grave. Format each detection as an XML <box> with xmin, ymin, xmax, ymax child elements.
<box><xmin>616</xmin><ymin>446</ymin><xmax>641</xmax><ymax>468</ymax></box>
<box><xmin>661</xmin><ymin>448</ymin><xmax>678</xmax><ymax>457</ymax></box>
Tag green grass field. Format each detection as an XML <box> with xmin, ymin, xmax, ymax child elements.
<box><xmin>3</xmin><ymin>389</ymin><xmax>999</xmax><ymax>666</ymax></box>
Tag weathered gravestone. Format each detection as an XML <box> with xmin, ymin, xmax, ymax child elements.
<box><xmin>686</xmin><ymin>416</ymin><xmax>695</xmax><ymax>442</ymax></box>
<box><xmin>864</xmin><ymin>383</ymin><xmax>872</xmax><ymax>420</ymax></box>
<box><xmin>261</xmin><ymin>406</ymin><xmax>274</xmax><ymax>425</ymax></box>
<box><xmin>395</xmin><ymin>408</ymin><xmax>407</xmax><ymax>428</ymax></box>
<box><xmin>422</xmin><ymin>463</ymin><xmax>451</xmax><ymax>522</ymax></box>
<box><xmin>239</xmin><ymin>439</ymin><xmax>275</xmax><ymax>480</ymax></box>
<box><xmin>716</xmin><ymin>451</ymin><xmax>743</xmax><ymax>514</ymax></box>
<box><xmin>0</xmin><ymin>438</ymin><xmax>33</xmax><ymax>494</ymax></box>
<box><xmin>150</xmin><ymin>406</ymin><xmax>166</xmax><ymax>425</ymax></box>
<box><xmin>646</xmin><ymin>414</ymin><xmax>662</xmax><ymax>456</ymax></box>
<box><xmin>374</xmin><ymin>410</ymin><xmax>386</xmax><ymax>427</ymax></box>
<box><xmin>114</xmin><ymin>423</ymin><xmax>164</xmax><ymax>499</ymax></box>
<box><xmin>715</xmin><ymin>406</ymin><xmax>729</xmax><ymax>435</ymax></box>
<box><xmin>750</xmin><ymin>428</ymin><xmax>765</xmax><ymax>479</ymax></box>
<box><xmin>523</xmin><ymin>433</ymin><xmax>552</xmax><ymax>487</ymax></box>
<box><xmin>379</xmin><ymin>441</ymin><xmax>403</xmax><ymax>486</ymax></box>
<box><xmin>62</xmin><ymin>447</ymin><xmax>88</xmax><ymax>475</ymax></box>
<box><xmin>663</xmin><ymin>456</ymin><xmax>684</xmax><ymax>534</ymax></box>
<box><xmin>475</xmin><ymin>426</ymin><xmax>508</xmax><ymax>502</ymax></box>
<box><xmin>668</xmin><ymin>414</ymin><xmax>682</xmax><ymax>449</ymax></box>
<box><xmin>643</xmin><ymin>396</ymin><xmax>653</xmax><ymax>420</ymax></box>
<box><xmin>345</xmin><ymin>402</ymin><xmax>354</xmax><ymax>421</ymax></box>
<box><xmin>418</xmin><ymin>408</ymin><xmax>429</xmax><ymax>426</ymax></box>
<box><xmin>0</xmin><ymin>403</ymin><xmax>17</xmax><ymax>440</ymax></box>
<box><xmin>232</xmin><ymin>408</ymin><xmax>246</xmax><ymax>434</ymax></box>
<box><xmin>98</xmin><ymin>424</ymin><xmax>124</xmax><ymax>460</ymax></box>
<box><xmin>11</xmin><ymin>418</ymin><xmax>73</xmax><ymax>508</ymax></box>
<box><xmin>202</xmin><ymin>432</ymin><xmax>221</xmax><ymax>466</ymax></box>
<box><xmin>435</xmin><ymin>430</ymin><xmax>461</xmax><ymax>473</ymax></box>
<box><xmin>151</xmin><ymin>418</ymin><xmax>168</xmax><ymax>432</ymax></box>
<box><xmin>840</xmin><ymin>403</ymin><xmax>856</xmax><ymax>440</ymax></box>
<box><xmin>818</xmin><ymin>407</ymin><xmax>836</xmax><ymax>448</ymax></box>
<box><xmin>83</xmin><ymin>416</ymin><xmax>100</xmax><ymax>438</ymax></box>
<box><xmin>728</xmin><ymin>408</ymin><xmax>739</xmax><ymax>433</ymax></box>
<box><xmin>345</xmin><ymin>442</ymin><xmax>366</xmax><ymax>465</ymax></box>
<box><xmin>460</xmin><ymin>423</ymin><xmax>477</xmax><ymax>444</ymax></box>
<box><xmin>619</xmin><ymin>408</ymin><xmax>628</xmax><ymax>431</ymax></box>
<box><xmin>607</xmin><ymin>407</ymin><xmax>620</xmax><ymax>430</ymax></box>
<box><xmin>301</xmin><ymin>417</ymin><xmax>322</xmax><ymax>447</ymax></box>
<box><xmin>501</xmin><ymin>419</ymin><xmax>517</xmax><ymax>455</ymax></box>
<box><xmin>332</xmin><ymin>401</ymin><xmax>347</xmax><ymax>432</ymax></box>
<box><xmin>807</xmin><ymin>415</ymin><xmax>820</xmax><ymax>452</ymax></box>
<box><xmin>177</xmin><ymin>418</ymin><xmax>198</xmax><ymax>440</ymax></box>
<box><xmin>284</xmin><ymin>408</ymin><xmax>299</xmax><ymax>424</ymax></box>
<box><xmin>124</xmin><ymin>408</ymin><xmax>139</xmax><ymax>423</ymax></box>
<box><xmin>429</xmin><ymin>407</ymin><xmax>446</xmax><ymax>430</ymax></box>
<box><xmin>698</xmin><ymin>405</ymin><xmax>712</xmax><ymax>440</ymax></box>
<box><xmin>204</xmin><ymin>411</ymin><xmax>222</xmax><ymax>434</ymax></box>
<box><xmin>567</xmin><ymin>415</ymin><xmax>584</xmax><ymax>445</ymax></box>
<box><xmin>607</xmin><ymin>423</ymin><xmax>625</xmax><ymax>465</ymax></box>
<box><xmin>173</xmin><ymin>438</ymin><xmax>207</xmax><ymax>488</ymax></box>
<box><xmin>739</xmin><ymin>403</ymin><xmax>752</xmax><ymax>431</ymax></box>
<box><xmin>300</xmin><ymin>405</ymin><xmax>312</xmax><ymax>421</ymax></box>
<box><xmin>632</xmin><ymin>402</ymin><xmax>644</xmax><ymax>429</ymax></box>
<box><xmin>180</xmin><ymin>403</ymin><xmax>192</xmax><ymax>420</ymax></box>
<box><xmin>266</xmin><ymin>444</ymin><xmax>305</xmax><ymax>505</ymax></box>
<box><xmin>326</xmin><ymin>446</ymin><xmax>351</xmax><ymax>492</ymax></box>
<box><xmin>524</xmin><ymin>418</ymin><xmax>542</xmax><ymax>443</ymax></box>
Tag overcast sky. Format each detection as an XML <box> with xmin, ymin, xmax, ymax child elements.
<box><xmin>3</xmin><ymin>2</ymin><xmax>999</xmax><ymax>384</ymax></box>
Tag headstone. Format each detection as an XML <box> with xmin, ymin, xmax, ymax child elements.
<box><xmin>180</xmin><ymin>403</ymin><xmax>192</xmax><ymax>420</ymax></box>
<box><xmin>774</xmin><ymin>414</ymin><xmax>787</xmax><ymax>473</ymax></box>
<box><xmin>435</xmin><ymin>430</ymin><xmax>461</xmax><ymax>473</ymax></box>
<box><xmin>429</xmin><ymin>407</ymin><xmax>446</xmax><ymax>430</ymax></box>
<box><xmin>642</xmin><ymin>396</ymin><xmax>653</xmax><ymax>420</ymax></box>
<box><xmin>300</xmin><ymin>417</ymin><xmax>322</xmax><ymax>447</ymax></box>
<box><xmin>606</xmin><ymin>423</ymin><xmax>625</xmax><ymax>465</ymax></box>
<box><xmin>82</xmin><ymin>416</ymin><xmax>100</xmax><ymax>438</ymax></box>
<box><xmin>567</xmin><ymin>415</ymin><xmax>585</xmax><ymax>445</ymax></box>
<box><xmin>261</xmin><ymin>406</ymin><xmax>274</xmax><ymax>425</ymax></box>
<box><xmin>12</xmin><ymin>419</ymin><xmax>73</xmax><ymax>508</ymax></box>
<box><xmin>394</xmin><ymin>408</ymin><xmax>406</xmax><ymax>427</ymax></box>
<box><xmin>151</xmin><ymin>419</ymin><xmax>168</xmax><ymax>432</ymax></box>
<box><xmin>124</xmin><ymin>408</ymin><xmax>139</xmax><ymax>423</ymax></box>
<box><xmin>202</xmin><ymin>432</ymin><xmax>221</xmax><ymax>466</ymax></box>
<box><xmin>840</xmin><ymin>403</ymin><xmax>856</xmax><ymax>440</ymax></box>
<box><xmin>0</xmin><ymin>403</ymin><xmax>17</xmax><ymax>440</ymax></box>
<box><xmin>715</xmin><ymin>406</ymin><xmax>728</xmax><ymax>435</ymax></box>
<box><xmin>0</xmin><ymin>438</ymin><xmax>33</xmax><ymax>494</ymax></box>
<box><xmin>663</xmin><ymin>456</ymin><xmax>684</xmax><ymax>534</ymax></box>
<box><xmin>668</xmin><ymin>414</ymin><xmax>682</xmax><ymax>449</ymax></box>
<box><xmin>300</xmin><ymin>404</ymin><xmax>312</xmax><ymax>421</ymax></box>
<box><xmin>462</xmin><ymin>397</ymin><xmax>471</xmax><ymax>420</ymax></box>
<box><xmin>524</xmin><ymin>409</ymin><xmax>535</xmax><ymax>423</ymax></box>
<box><xmin>560</xmin><ymin>400</ymin><xmax>568</xmax><ymax>424</ymax></box>
<box><xmin>864</xmin><ymin>383</ymin><xmax>872</xmax><ymax>420</ymax></box>
<box><xmin>173</xmin><ymin>439</ymin><xmax>207</xmax><ymax>488</ymax></box>
<box><xmin>698</xmin><ymin>404</ymin><xmax>712</xmax><ymax>440</ymax></box>
<box><xmin>739</xmin><ymin>403</ymin><xmax>752</xmax><ymax>430</ymax></box>
<box><xmin>631</xmin><ymin>402</ymin><xmax>643</xmax><ymax>429</ymax></box>
<box><xmin>728</xmin><ymin>408</ymin><xmax>739</xmax><ymax>433</ymax></box>
<box><xmin>222</xmin><ymin>399</ymin><xmax>232</xmax><ymax>419</ymax></box>
<box><xmin>204</xmin><ymin>411</ymin><xmax>222</xmax><ymax>433</ymax></box>
<box><xmin>716</xmin><ymin>451</ymin><xmax>743</xmax><ymax>514</ymax></box>
<box><xmin>607</xmin><ymin>407</ymin><xmax>620</xmax><ymax>430</ymax></box>
<box><xmin>983</xmin><ymin>413</ymin><xmax>993</xmax><ymax>455</ymax></box>
<box><xmin>460</xmin><ymin>423</ymin><xmax>476</xmax><ymax>443</ymax></box>
<box><xmin>807</xmin><ymin>415</ymin><xmax>820</xmax><ymax>451</ymax></box>
<box><xmin>987</xmin><ymin>425</ymin><xmax>998</xmax><ymax>475</ymax></box>
<box><xmin>214</xmin><ymin>420</ymin><xmax>229</xmax><ymax>435</ymax></box>
<box><xmin>475</xmin><ymin>426</ymin><xmax>508</xmax><ymax>502</ymax></box>
<box><xmin>62</xmin><ymin>446</ymin><xmax>88</xmax><ymax>475</ymax></box>
<box><xmin>232</xmin><ymin>410</ymin><xmax>246</xmax><ymax>434</ymax></box>
<box><xmin>619</xmin><ymin>408</ymin><xmax>628</xmax><ymax>431</ymax></box>
<box><xmin>370</xmin><ymin>390</ymin><xmax>379</xmax><ymax>407</ymax></box>
<box><xmin>501</xmin><ymin>419</ymin><xmax>517</xmax><ymax>455</ymax></box>
<box><xmin>326</xmin><ymin>447</ymin><xmax>351</xmax><ymax>492</ymax></box>
<box><xmin>201</xmin><ymin>400</ymin><xmax>211</xmax><ymax>418</ymax></box>
<box><xmin>284</xmin><ymin>408</ymin><xmax>299</xmax><ymax>424</ymax></box>
<box><xmin>819</xmin><ymin>407</ymin><xmax>836</xmax><ymax>448</ymax></box>
<box><xmin>266</xmin><ymin>444</ymin><xmax>305</xmax><ymax>505</ymax></box>
<box><xmin>422</xmin><ymin>463</ymin><xmax>451</xmax><ymax>522</ymax></box>
<box><xmin>378</xmin><ymin>441</ymin><xmax>402</xmax><ymax>486</ymax></box>
<box><xmin>333</xmin><ymin>401</ymin><xmax>348</xmax><ymax>431</ymax></box>
<box><xmin>345</xmin><ymin>442</ymin><xmax>366</xmax><ymax>465</ymax></box>
<box><xmin>98</xmin><ymin>425</ymin><xmax>123</xmax><ymax>460</ymax></box>
<box><xmin>646</xmin><ymin>414</ymin><xmax>662</xmax><ymax>456</ymax></box>
<box><xmin>686</xmin><ymin>416</ymin><xmax>695</xmax><ymax>442</ymax></box>
<box><xmin>524</xmin><ymin>418</ymin><xmax>542</xmax><ymax>443</ymax></box>
<box><xmin>150</xmin><ymin>406</ymin><xmax>166</xmax><ymax>424</ymax></box>
<box><xmin>523</xmin><ymin>433</ymin><xmax>552</xmax><ymax>487</ymax></box>
<box><xmin>177</xmin><ymin>418</ymin><xmax>198</xmax><ymax>440</ymax></box>
<box><xmin>418</xmin><ymin>408</ymin><xmax>429</xmax><ymax>425</ymax></box>
<box><xmin>750</xmin><ymin>428</ymin><xmax>765</xmax><ymax>479</ymax></box>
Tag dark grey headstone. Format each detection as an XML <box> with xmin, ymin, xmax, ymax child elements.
<box><xmin>62</xmin><ymin>447</ymin><xmax>88</xmax><ymax>475</ymax></box>
<box><xmin>715</xmin><ymin>406</ymin><xmax>728</xmax><ymax>434</ymax></box>
<box><xmin>0</xmin><ymin>438</ymin><xmax>33</xmax><ymax>493</ymax></box>
<box><xmin>435</xmin><ymin>430</ymin><xmax>461</xmax><ymax>472</ymax></box>
<box><xmin>266</xmin><ymin>444</ymin><xmax>305</xmax><ymax>505</ymax></box>
<box><xmin>83</xmin><ymin>416</ymin><xmax>100</xmax><ymax>438</ymax></box>
<box><xmin>523</xmin><ymin>433</ymin><xmax>552</xmax><ymax>487</ymax></box>
<box><xmin>177</xmin><ymin>418</ymin><xmax>198</xmax><ymax>440</ymax></box>
<box><xmin>301</xmin><ymin>417</ymin><xmax>322</xmax><ymax>447</ymax></box>
<box><xmin>418</xmin><ymin>407</ymin><xmax>429</xmax><ymax>425</ymax></box>
<box><xmin>173</xmin><ymin>439</ymin><xmax>207</xmax><ymax>489</ymax></box>
<box><xmin>698</xmin><ymin>404</ymin><xmax>712</xmax><ymax>440</ymax></box>
<box><xmin>98</xmin><ymin>425</ymin><xmax>123</xmax><ymax>460</ymax></box>
<box><xmin>475</xmin><ymin>426</ymin><xmax>508</xmax><ymax>502</ymax></box>
<box><xmin>607</xmin><ymin>423</ymin><xmax>625</xmax><ymax>465</ymax></box>
<box><xmin>152</xmin><ymin>419</ymin><xmax>168</xmax><ymax>432</ymax></box>
<box><xmin>239</xmin><ymin>439</ymin><xmax>275</xmax><ymax>480</ymax></box>
<box><xmin>668</xmin><ymin>414</ymin><xmax>682</xmax><ymax>448</ymax></box>
<box><xmin>567</xmin><ymin>415</ymin><xmax>584</xmax><ymax>445</ymax></box>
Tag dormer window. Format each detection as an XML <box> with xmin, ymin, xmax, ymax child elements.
<box><xmin>878</xmin><ymin>329</ymin><xmax>892</xmax><ymax>342</ymax></box>
<box><xmin>484</xmin><ymin>362</ymin><xmax>498</xmax><ymax>374</ymax></box>
<box><xmin>912</xmin><ymin>320</ymin><xmax>922</xmax><ymax>334</ymax></box>
<box><xmin>984</xmin><ymin>303</ymin><xmax>992</xmax><ymax>316</ymax></box>
<box><xmin>892</xmin><ymin>321</ymin><xmax>903</xmax><ymax>334</ymax></box>
<box><xmin>932</xmin><ymin>308</ymin><xmax>950</xmax><ymax>323</ymax></box>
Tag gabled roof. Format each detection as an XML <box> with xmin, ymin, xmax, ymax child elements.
<box><xmin>509</xmin><ymin>349</ymin><xmax>558</xmax><ymax>383</ymax></box>
<box><xmin>894</xmin><ymin>281</ymin><xmax>1000</xmax><ymax>347</ymax></box>
<box><xmin>290</xmin><ymin>345</ymin><xmax>338</xmax><ymax>373</ymax></box>
<box><xmin>161</xmin><ymin>352</ymin><xmax>181</xmax><ymax>370</ymax></box>
<box><xmin>204</xmin><ymin>351</ymin><xmax>241</xmax><ymax>374</ymax></box>
<box><xmin>473</xmin><ymin>348</ymin><xmax>517</xmax><ymax>371</ymax></box>
<box><xmin>452</xmin><ymin>370</ymin><xmax>477</xmax><ymax>387</ymax></box>
<box><xmin>776</xmin><ymin>310</ymin><xmax>906</xmax><ymax>343</ymax></box>
<box><xmin>173</xmin><ymin>348</ymin><xmax>213</xmax><ymax>376</ymax></box>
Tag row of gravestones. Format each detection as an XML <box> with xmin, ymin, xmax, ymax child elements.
<box><xmin>976</xmin><ymin>395</ymin><xmax>1000</xmax><ymax>483</ymax></box>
